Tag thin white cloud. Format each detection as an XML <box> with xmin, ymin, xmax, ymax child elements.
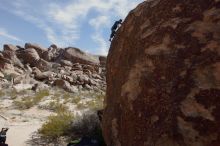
<box><xmin>0</xmin><ymin>0</ymin><xmax>143</xmax><ymax>54</ymax></box>
<box><xmin>0</xmin><ymin>27</ymin><xmax>22</xmax><ymax>42</ymax></box>
<box><xmin>89</xmin><ymin>16</ymin><xmax>110</xmax><ymax>30</ymax></box>
<box><xmin>92</xmin><ymin>33</ymin><xmax>108</xmax><ymax>55</ymax></box>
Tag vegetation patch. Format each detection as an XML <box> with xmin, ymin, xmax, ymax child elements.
<box><xmin>38</xmin><ymin>110</ymin><xmax>73</xmax><ymax>140</ymax></box>
<box><xmin>76</xmin><ymin>93</ymin><xmax>105</xmax><ymax>110</ymax></box>
<box><xmin>48</xmin><ymin>101</ymin><xmax>69</xmax><ymax>113</ymax></box>
<box><xmin>13</xmin><ymin>89</ymin><xmax>50</xmax><ymax>109</ymax></box>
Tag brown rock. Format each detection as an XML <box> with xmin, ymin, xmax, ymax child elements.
<box><xmin>53</xmin><ymin>79</ymin><xmax>78</xmax><ymax>93</ymax></box>
<box><xmin>102</xmin><ymin>1</ymin><xmax>220</xmax><ymax>146</ymax></box>
<box><xmin>25</xmin><ymin>43</ymin><xmax>46</xmax><ymax>57</ymax></box>
<box><xmin>42</xmin><ymin>44</ymin><xmax>59</xmax><ymax>61</ymax></box>
<box><xmin>0</xmin><ymin>53</ymin><xmax>11</xmax><ymax>69</ymax></box>
<box><xmin>17</xmin><ymin>48</ymin><xmax>40</xmax><ymax>65</ymax></box>
<box><xmin>33</xmin><ymin>58</ymin><xmax>52</xmax><ymax>72</ymax></box>
<box><xmin>32</xmin><ymin>67</ymin><xmax>49</xmax><ymax>81</ymax></box>
<box><xmin>2</xmin><ymin>49</ymin><xmax>24</xmax><ymax>69</ymax></box>
<box><xmin>3</xmin><ymin>44</ymin><xmax>18</xmax><ymax>52</ymax></box>
<box><xmin>62</xmin><ymin>47</ymin><xmax>99</xmax><ymax>65</ymax></box>
<box><xmin>99</xmin><ymin>55</ymin><xmax>107</xmax><ymax>67</ymax></box>
<box><xmin>60</xmin><ymin>59</ymin><xmax>73</xmax><ymax>67</ymax></box>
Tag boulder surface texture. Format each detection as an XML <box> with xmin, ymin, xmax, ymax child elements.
<box><xmin>102</xmin><ymin>0</ymin><xmax>220</xmax><ymax>146</ymax></box>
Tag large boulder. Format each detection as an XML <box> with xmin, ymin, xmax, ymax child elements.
<box><xmin>25</xmin><ymin>43</ymin><xmax>46</xmax><ymax>57</ymax></box>
<box><xmin>42</xmin><ymin>44</ymin><xmax>60</xmax><ymax>61</ymax></box>
<box><xmin>2</xmin><ymin>49</ymin><xmax>24</xmax><ymax>69</ymax></box>
<box><xmin>102</xmin><ymin>1</ymin><xmax>220</xmax><ymax>146</ymax></box>
<box><xmin>32</xmin><ymin>67</ymin><xmax>49</xmax><ymax>81</ymax></box>
<box><xmin>33</xmin><ymin>58</ymin><xmax>52</xmax><ymax>72</ymax></box>
<box><xmin>53</xmin><ymin>79</ymin><xmax>78</xmax><ymax>93</ymax></box>
<box><xmin>3</xmin><ymin>44</ymin><xmax>18</xmax><ymax>52</ymax></box>
<box><xmin>17</xmin><ymin>48</ymin><xmax>40</xmax><ymax>65</ymax></box>
<box><xmin>59</xmin><ymin>59</ymin><xmax>73</xmax><ymax>67</ymax></box>
<box><xmin>0</xmin><ymin>53</ymin><xmax>11</xmax><ymax>69</ymax></box>
<box><xmin>62</xmin><ymin>47</ymin><xmax>99</xmax><ymax>65</ymax></box>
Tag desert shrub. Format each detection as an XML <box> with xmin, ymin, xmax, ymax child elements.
<box><xmin>70</xmin><ymin>96</ymin><xmax>81</xmax><ymax>104</ymax></box>
<box><xmin>3</xmin><ymin>74</ymin><xmax>12</xmax><ymax>81</ymax></box>
<box><xmin>14</xmin><ymin>97</ymin><xmax>34</xmax><ymax>109</ymax></box>
<box><xmin>38</xmin><ymin>111</ymin><xmax>73</xmax><ymax>139</ymax></box>
<box><xmin>14</xmin><ymin>89</ymin><xmax>50</xmax><ymax>109</ymax></box>
<box><xmin>34</xmin><ymin>89</ymin><xmax>50</xmax><ymax>102</ymax></box>
<box><xmin>69</xmin><ymin>111</ymin><xmax>101</xmax><ymax>138</ymax></box>
<box><xmin>48</xmin><ymin>101</ymin><xmax>68</xmax><ymax>113</ymax></box>
<box><xmin>68</xmin><ymin>111</ymin><xmax>106</xmax><ymax>146</ymax></box>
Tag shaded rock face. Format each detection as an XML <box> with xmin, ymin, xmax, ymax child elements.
<box><xmin>102</xmin><ymin>1</ymin><xmax>220</xmax><ymax>146</ymax></box>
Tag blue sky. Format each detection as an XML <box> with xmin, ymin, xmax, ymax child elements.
<box><xmin>0</xmin><ymin>0</ymin><xmax>143</xmax><ymax>55</ymax></box>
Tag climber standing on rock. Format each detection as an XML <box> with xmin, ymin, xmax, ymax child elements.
<box><xmin>109</xmin><ymin>19</ymin><xmax>123</xmax><ymax>42</ymax></box>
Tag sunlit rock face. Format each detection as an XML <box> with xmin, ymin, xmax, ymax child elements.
<box><xmin>102</xmin><ymin>0</ymin><xmax>220</xmax><ymax>146</ymax></box>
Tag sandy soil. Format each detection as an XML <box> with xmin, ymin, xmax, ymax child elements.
<box><xmin>7</xmin><ymin>124</ymin><xmax>41</xmax><ymax>146</ymax></box>
<box><xmin>0</xmin><ymin>106</ymin><xmax>52</xmax><ymax>146</ymax></box>
<box><xmin>0</xmin><ymin>90</ymin><xmax>93</xmax><ymax>146</ymax></box>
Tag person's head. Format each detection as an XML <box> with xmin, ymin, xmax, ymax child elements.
<box><xmin>119</xmin><ymin>19</ymin><xmax>122</xmax><ymax>22</ymax></box>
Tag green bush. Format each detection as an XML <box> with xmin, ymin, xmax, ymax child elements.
<box><xmin>38</xmin><ymin>111</ymin><xmax>73</xmax><ymax>139</ymax></box>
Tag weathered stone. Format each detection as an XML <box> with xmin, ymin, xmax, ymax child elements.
<box><xmin>25</xmin><ymin>43</ymin><xmax>46</xmax><ymax>57</ymax></box>
<box><xmin>3</xmin><ymin>44</ymin><xmax>18</xmax><ymax>52</ymax></box>
<box><xmin>59</xmin><ymin>59</ymin><xmax>73</xmax><ymax>67</ymax></box>
<box><xmin>0</xmin><ymin>71</ymin><xmax>4</xmax><ymax>78</ymax></box>
<box><xmin>17</xmin><ymin>48</ymin><xmax>40</xmax><ymax>65</ymax></box>
<box><xmin>2</xmin><ymin>49</ymin><xmax>24</xmax><ymax>69</ymax></box>
<box><xmin>13</xmin><ymin>83</ymin><xmax>33</xmax><ymax>92</ymax></box>
<box><xmin>84</xmin><ymin>84</ymin><xmax>92</xmax><ymax>90</ymax></box>
<box><xmin>2</xmin><ymin>69</ymin><xmax>21</xmax><ymax>79</ymax></box>
<box><xmin>62</xmin><ymin>47</ymin><xmax>99</xmax><ymax>65</ymax></box>
<box><xmin>33</xmin><ymin>58</ymin><xmax>52</xmax><ymax>72</ymax></box>
<box><xmin>53</xmin><ymin>79</ymin><xmax>78</xmax><ymax>93</ymax></box>
<box><xmin>32</xmin><ymin>67</ymin><xmax>55</xmax><ymax>81</ymax></box>
<box><xmin>102</xmin><ymin>1</ymin><xmax>220</xmax><ymax>146</ymax></box>
<box><xmin>42</xmin><ymin>45</ymin><xmax>59</xmax><ymax>61</ymax></box>
<box><xmin>99</xmin><ymin>55</ymin><xmax>107</xmax><ymax>67</ymax></box>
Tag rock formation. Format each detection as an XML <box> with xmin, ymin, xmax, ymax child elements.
<box><xmin>0</xmin><ymin>43</ymin><xmax>106</xmax><ymax>93</ymax></box>
<box><xmin>102</xmin><ymin>0</ymin><xmax>220</xmax><ymax>146</ymax></box>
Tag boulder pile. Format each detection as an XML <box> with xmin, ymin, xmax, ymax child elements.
<box><xmin>0</xmin><ymin>43</ymin><xmax>106</xmax><ymax>92</ymax></box>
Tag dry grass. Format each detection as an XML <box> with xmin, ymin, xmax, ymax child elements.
<box><xmin>48</xmin><ymin>101</ymin><xmax>69</xmax><ymax>113</ymax></box>
<box><xmin>14</xmin><ymin>89</ymin><xmax>50</xmax><ymax>109</ymax></box>
<box><xmin>75</xmin><ymin>93</ymin><xmax>105</xmax><ymax>110</ymax></box>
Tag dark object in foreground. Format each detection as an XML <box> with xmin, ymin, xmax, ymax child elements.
<box><xmin>0</xmin><ymin>144</ymin><xmax>8</xmax><ymax>146</ymax></box>
<box><xmin>67</xmin><ymin>136</ymin><xmax>105</xmax><ymax>146</ymax></box>
<box><xmin>0</xmin><ymin>128</ymin><xmax>8</xmax><ymax>146</ymax></box>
